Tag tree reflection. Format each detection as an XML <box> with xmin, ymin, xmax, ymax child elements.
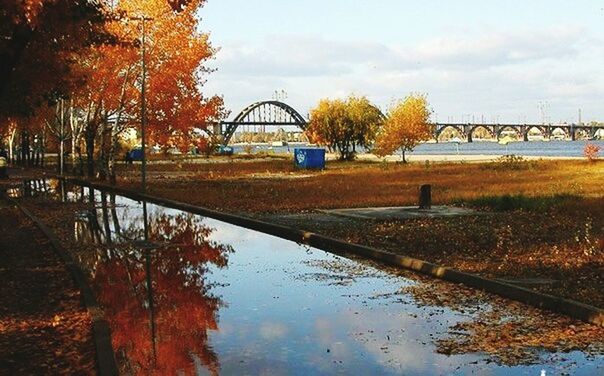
<box><xmin>76</xmin><ymin>195</ymin><xmax>232</xmax><ymax>375</ymax></box>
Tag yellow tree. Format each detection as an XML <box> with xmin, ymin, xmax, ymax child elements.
<box><xmin>306</xmin><ymin>95</ymin><xmax>383</xmax><ymax>161</ymax></box>
<box><xmin>374</xmin><ymin>93</ymin><xmax>432</xmax><ymax>163</ymax></box>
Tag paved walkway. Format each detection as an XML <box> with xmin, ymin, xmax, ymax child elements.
<box><xmin>0</xmin><ymin>200</ymin><xmax>96</xmax><ymax>375</ymax></box>
<box><xmin>320</xmin><ymin>205</ymin><xmax>477</xmax><ymax>220</ymax></box>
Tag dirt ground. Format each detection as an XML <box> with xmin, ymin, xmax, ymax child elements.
<box><xmin>0</xmin><ymin>202</ymin><xmax>96</xmax><ymax>375</ymax></box>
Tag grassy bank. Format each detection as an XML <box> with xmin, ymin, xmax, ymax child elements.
<box><xmin>116</xmin><ymin>158</ymin><xmax>603</xmax><ymax>213</ymax></box>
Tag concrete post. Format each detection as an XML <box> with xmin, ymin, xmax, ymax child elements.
<box><xmin>419</xmin><ymin>184</ymin><xmax>431</xmax><ymax>209</ymax></box>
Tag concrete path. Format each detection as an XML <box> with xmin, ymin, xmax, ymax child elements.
<box><xmin>320</xmin><ymin>205</ymin><xmax>477</xmax><ymax>220</ymax></box>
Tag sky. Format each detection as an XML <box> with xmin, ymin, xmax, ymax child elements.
<box><xmin>199</xmin><ymin>0</ymin><xmax>604</xmax><ymax>124</ymax></box>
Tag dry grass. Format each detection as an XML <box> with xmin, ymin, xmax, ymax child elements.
<box><xmin>117</xmin><ymin>159</ymin><xmax>604</xmax><ymax>214</ymax></box>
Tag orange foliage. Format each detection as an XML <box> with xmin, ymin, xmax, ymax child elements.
<box><xmin>583</xmin><ymin>143</ymin><xmax>601</xmax><ymax>161</ymax></box>
<box><xmin>115</xmin><ymin>0</ymin><xmax>225</xmax><ymax>147</ymax></box>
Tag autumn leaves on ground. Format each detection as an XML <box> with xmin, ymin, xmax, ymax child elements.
<box><xmin>118</xmin><ymin>157</ymin><xmax>604</xmax><ymax>307</ymax></box>
<box><xmin>0</xmin><ymin>206</ymin><xmax>95</xmax><ymax>374</ymax></box>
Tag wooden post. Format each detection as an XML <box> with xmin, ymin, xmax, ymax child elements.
<box><xmin>419</xmin><ymin>184</ymin><xmax>431</xmax><ymax>209</ymax></box>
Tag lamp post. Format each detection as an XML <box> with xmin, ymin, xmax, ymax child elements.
<box><xmin>138</xmin><ymin>16</ymin><xmax>153</xmax><ymax>193</ymax></box>
<box><xmin>127</xmin><ymin>14</ymin><xmax>153</xmax><ymax>193</ymax></box>
<box><xmin>140</xmin><ymin>16</ymin><xmax>148</xmax><ymax>193</ymax></box>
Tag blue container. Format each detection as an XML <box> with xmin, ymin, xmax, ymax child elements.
<box><xmin>216</xmin><ymin>145</ymin><xmax>234</xmax><ymax>156</ymax></box>
<box><xmin>294</xmin><ymin>148</ymin><xmax>326</xmax><ymax>169</ymax></box>
<box><xmin>128</xmin><ymin>148</ymin><xmax>144</xmax><ymax>161</ymax></box>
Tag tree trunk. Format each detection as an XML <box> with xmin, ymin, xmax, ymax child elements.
<box><xmin>85</xmin><ymin>130</ymin><xmax>95</xmax><ymax>178</ymax></box>
<box><xmin>59</xmin><ymin>138</ymin><xmax>64</xmax><ymax>175</ymax></box>
<box><xmin>77</xmin><ymin>142</ymin><xmax>84</xmax><ymax>176</ymax></box>
<box><xmin>40</xmin><ymin>128</ymin><xmax>46</xmax><ymax>167</ymax></box>
<box><xmin>20</xmin><ymin>131</ymin><xmax>26</xmax><ymax>166</ymax></box>
<box><xmin>8</xmin><ymin>128</ymin><xmax>15</xmax><ymax>164</ymax></box>
<box><xmin>108</xmin><ymin>128</ymin><xmax>118</xmax><ymax>185</ymax></box>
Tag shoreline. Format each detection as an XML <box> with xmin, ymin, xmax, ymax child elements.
<box><xmin>330</xmin><ymin>153</ymin><xmax>584</xmax><ymax>163</ymax></box>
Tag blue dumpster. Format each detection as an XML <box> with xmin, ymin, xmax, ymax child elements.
<box><xmin>294</xmin><ymin>148</ymin><xmax>326</xmax><ymax>169</ymax></box>
<box><xmin>216</xmin><ymin>145</ymin><xmax>234</xmax><ymax>156</ymax></box>
<box><xmin>127</xmin><ymin>148</ymin><xmax>144</xmax><ymax>161</ymax></box>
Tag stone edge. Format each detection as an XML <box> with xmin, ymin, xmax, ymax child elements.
<box><xmin>5</xmin><ymin>195</ymin><xmax>119</xmax><ymax>376</ymax></box>
<box><xmin>66</xmin><ymin>177</ymin><xmax>603</xmax><ymax>327</ymax></box>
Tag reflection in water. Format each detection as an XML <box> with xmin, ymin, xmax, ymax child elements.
<box><xmin>73</xmin><ymin>190</ymin><xmax>233</xmax><ymax>375</ymax></box>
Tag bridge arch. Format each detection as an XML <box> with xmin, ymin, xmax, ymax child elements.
<box><xmin>435</xmin><ymin>124</ymin><xmax>465</xmax><ymax>140</ymax></box>
<box><xmin>468</xmin><ymin>125</ymin><xmax>496</xmax><ymax>140</ymax></box>
<box><xmin>525</xmin><ymin>125</ymin><xmax>547</xmax><ymax>136</ymax></box>
<box><xmin>221</xmin><ymin>100</ymin><xmax>308</xmax><ymax>144</ymax></box>
<box><xmin>523</xmin><ymin>125</ymin><xmax>549</xmax><ymax>141</ymax></box>
<box><xmin>497</xmin><ymin>125</ymin><xmax>523</xmax><ymax>139</ymax></box>
<box><xmin>550</xmin><ymin>126</ymin><xmax>571</xmax><ymax>139</ymax></box>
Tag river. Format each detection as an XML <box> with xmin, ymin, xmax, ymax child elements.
<box><xmin>232</xmin><ymin>140</ymin><xmax>604</xmax><ymax>158</ymax></box>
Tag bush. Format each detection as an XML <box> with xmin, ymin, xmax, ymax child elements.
<box><xmin>583</xmin><ymin>143</ymin><xmax>601</xmax><ymax>162</ymax></box>
<box><xmin>486</xmin><ymin>154</ymin><xmax>537</xmax><ymax>170</ymax></box>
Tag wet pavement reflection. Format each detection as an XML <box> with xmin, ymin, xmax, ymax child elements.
<box><xmin>8</xmin><ymin>179</ymin><xmax>604</xmax><ymax>375</ymax></box>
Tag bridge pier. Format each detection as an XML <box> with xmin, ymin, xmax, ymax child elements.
<box><xmin>523</xmin><ymin>132</ymin><xmax>529</xmax><ymax>142</ymax></box>
<box><xmin>467</xmin><ymin>133</ymin><xmax>473</xmax><ymax>143</ymax></box>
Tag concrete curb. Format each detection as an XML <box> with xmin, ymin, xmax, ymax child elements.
<box><xmin>5</xmin><ymin>195</ymin><xmax>119</xmax><ymax>376</ymax></box>
<box><xmin>65</xmin><ymin>177</ymin><xmax>604</xmax><ymax>327</ymax></box>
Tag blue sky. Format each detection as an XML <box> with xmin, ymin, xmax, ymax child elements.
<box><xmin>200</xmin><ymin>0</ymin><xmax>604</xmax><ymax>123</ymax></box>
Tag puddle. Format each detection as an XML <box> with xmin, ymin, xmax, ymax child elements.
<box><xmin>7</xmin><ymin>179</ymin><xmax>603</xmax><ymax>375</ymax></box>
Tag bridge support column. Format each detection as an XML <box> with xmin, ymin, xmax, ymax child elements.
<box><xmin>466</xmin><ymin>133</ymin><xmax>473</xmax><ymax>143</ymax></box>
<box><xmin>523</xmin><ymin>132</ymin><xmax>529</xmax><ymax>142</ymax></box>
<box><xmin>571</xmin><ymin>129</ymin><xmax>576</xmax><ymax>141</ymax></box>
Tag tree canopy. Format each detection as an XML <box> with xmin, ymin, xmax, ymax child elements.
<box><xmin>374</xmin><ymin>94</ymin><xmax>432</xmax><ymax>162</ymax></box>
<box><xmin>0</xmin><ymin>0</ymin><xmax>111</xmax><ymax>120</ymax></box>
<box><xmin>306</xmin><ymin>95</ymin><xmax>383</xmax><ymax>161</ymax></box>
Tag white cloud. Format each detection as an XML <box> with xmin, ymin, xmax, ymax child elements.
<box><xmin>203</xmin><ymin>26</ymin><xmax>604</xmax><ymax>123</ymax></box>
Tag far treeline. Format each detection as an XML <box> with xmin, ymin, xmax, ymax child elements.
<box><xmin>0</xmin><ymin>0</ymin><xmax>226</xmax><ymax>183</ymax></box>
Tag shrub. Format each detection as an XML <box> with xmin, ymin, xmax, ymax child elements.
<box><xmin>486</xmin><ymin>154</ymin><xmax>537</xmax><ymax>171</ymax></box>
<box><xmin>583</xmin><ymin>143</ymin><xmax>601</xmax><ymax>161</ymax></box>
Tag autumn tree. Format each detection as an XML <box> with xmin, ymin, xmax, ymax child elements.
<box><xmin>374</xmin><ymin>93</ymin><xmax>433</xmax><ymax>163</ymax></box>
<box><xmin>306</xmin><ymin>95</ymin><xmax>383</xmax><ymax>161</ymax></box>
<box><xmin>72</xmin><ymin>0</ymin><xmax>225</xmax><ymax>181</ymax></box>
<box><xmin>0</xmin><ymin>0</ymin><xmax>111</xmax><ymax>121</ymax></box>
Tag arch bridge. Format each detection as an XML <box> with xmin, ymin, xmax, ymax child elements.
<box><xmin>214</xmin><ymin>100</ymin><xmax>308</xmax><ymax>145</ymax></box>
<box><xmin>434</xmin><ymin>123</ymin><xmax>602</xmax><ymax>142</ymax></box>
